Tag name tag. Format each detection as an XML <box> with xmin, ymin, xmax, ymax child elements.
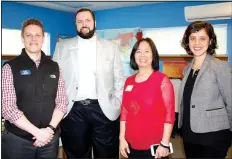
<box><xmin>125</xmin><ymin>85</ymin><xmax>133</xmax><ymax>91</ymax></box>
<box><xmin>20</xmin><ymin>70</ymin><xmax>31</xmax><ymax>75</ymax></box>
<box><xmin>50</xmin><ymin>74</ymin><xmax>56</xmax><ymax>78</ymax></box>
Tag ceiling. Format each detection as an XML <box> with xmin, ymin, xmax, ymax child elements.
<box><xmin>3</xmin><ymin>1</ymin><xmax>159</xmax><ymax>13</ymax></box>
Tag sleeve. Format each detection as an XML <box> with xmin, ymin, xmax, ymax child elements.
<box><xmin>2</xmin><ymin>64</ymin><xmax>24</xmax><ymax>123</ymax></box>
<box><xmin>112</xmin><ymin>43</ymin><xmax>126</xmax><ymax>109</ymax></box>
<box><xmin>161</xmin><ymin>76</ymin><xmax>175</xmax><ymax>124</ymax></box>
<box><xmin>215</xmin><ymin>61</ymin><xmax>232</xmax><ymax>131</ymax></box>
<box><xmin>52</xmin><ymin>41</ymin><xmax>61</xmax><ymax>62</ymax></box>
<box><xmin>55</xmin><ymin>68</ymin><xmax>68</xmax><ymax>114</ymax></box>
<box><xmin>120</xmin><ymin>79</ymin><xmax>129</xmax><ymax>121</ymax></box>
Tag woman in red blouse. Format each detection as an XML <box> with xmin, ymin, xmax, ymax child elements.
<box><xmin>119</xmin><ymin>38</ymin><xmax>175</xmax><ymax>158</ymax></box>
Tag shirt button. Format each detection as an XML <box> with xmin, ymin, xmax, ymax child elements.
<box><xmin>76</xmin><ymin>87</ymin><xmax>78</xmax><ymax>90</ymax></box>
<box><xmin>72</xmin><ymin>100</ymin><xmax>75</xmax><ymax>102</ymax></box>
<box><xmin>191</xmin><ymin>105</ymin><xmax>195</xmax><ymax>108</ymax></box>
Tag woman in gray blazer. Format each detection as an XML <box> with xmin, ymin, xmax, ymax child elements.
<box><xmin>178</xmin><ymin>21</ymin><xmax>232</xmax><ymax>158</ymax></box>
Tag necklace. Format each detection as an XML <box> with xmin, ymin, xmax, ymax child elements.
<box><xmin>193</xmin><ymin>64</ymin><xmax>200</xmax><ymax>70</ymax></box>
<box><xmin>192</xmin><ymin>64</ymin><xmax>200</xmax><ymax>77</ymax></box>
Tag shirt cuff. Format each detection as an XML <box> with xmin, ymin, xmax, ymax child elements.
<box><xmin>55</xmin><ymin>104</ymin><xmax>67</xmax><ymax>114</ymax></box>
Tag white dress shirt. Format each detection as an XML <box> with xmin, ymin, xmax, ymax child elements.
<box><xmin>75</xmin><ymin>35</ymin><xmax>97</xmax><ymax>101</ymax></box>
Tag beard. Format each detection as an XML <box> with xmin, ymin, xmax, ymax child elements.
<box><xmin>77</xmin><ymin>26</ymin><xmax>96</xmax><ymax>39</ymax></box>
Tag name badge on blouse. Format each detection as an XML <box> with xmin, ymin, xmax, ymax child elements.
<box><xmin>125</xmin><ymin>85</ymin><xmax>133</xmax><ymax>91</ymax></box>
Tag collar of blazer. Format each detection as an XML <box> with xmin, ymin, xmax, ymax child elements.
<box><xmin>179</xmin><ymin>54</ymin><xmax>213</xmax><ymax>104</ymax></box>
<box><xmin>68</xmin><ymin>34</ymin><xmax>102</xmax><ymax>51</ymax></box>
<box><xmin>184</xmin><ymin>54</ymin><xmax>212</xmax><ymax>83</ymax></box>
<box><xmin>193</xmin><ymin>54</ymin><xmax>212</xmax><ymax>85</ymax></box>
<box><xmin>65</xmin><ymin>35</ymin><xmax>103</xmax><ymax>83</ymax></box>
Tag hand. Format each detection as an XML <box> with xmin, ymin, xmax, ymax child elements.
<box><xmin>33</xmin><ymin>139</ymin><xmax>46</xmax><ymax>147</ymax></box>
<box><xmin>119</xmin><ymin>138</ymin><xmax>130</xmax><ymax>158</ymax></box>
<box><xmin>46</xmin><ymin>126</ymin><xmax>55</xmax><ymax>135</ymax></box>
<box><xmin>32</xmin><ymin>128</ymin><xmax>53</xmax><ymax>147</ymax></box>
<box><xmin>155</xmin><ymin>145</ymin><xmax>169</xmax><ymax>159</ymax></box>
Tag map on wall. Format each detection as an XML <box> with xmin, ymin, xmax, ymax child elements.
<box><xmin>96</xmin><ymin>28</ymin><xmax>139</xmax><ymax>77</ymax></box>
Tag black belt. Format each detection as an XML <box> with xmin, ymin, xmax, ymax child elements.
<box><xmin>75</xmin><ymin>99</ymin><xmax>98</xmax><ymax>105</ymax></box>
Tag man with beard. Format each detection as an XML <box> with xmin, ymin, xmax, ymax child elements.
<box><xmin>53</xmin><ymin>8</ymin><xmax>125</xmax><ymax>158</ymax></box>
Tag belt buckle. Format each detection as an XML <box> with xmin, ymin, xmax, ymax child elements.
<box><xmin>80</xmin><ymin>99</ymin><xmax>91</xmax><ymax>105</ymax></box>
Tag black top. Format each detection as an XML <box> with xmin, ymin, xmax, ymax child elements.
<box><xmin>5</xmin><ymin>48</ymin><xmax>59</xmax><ymax>141</ymax></box>
<box><xmin>181</xmin><ymin>69</ymin><xmax>230</xmax><ymax>147</ymax></box>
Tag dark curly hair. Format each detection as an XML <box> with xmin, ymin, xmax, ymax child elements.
<box><xmin>130</xmin><ymin>38</ymin><xmax>159</xmax><ymax>71</ymax></box>
<box><xmin>181</xmin><ymin>21</ymin><xmax>218</xmax><ymax>55</ymax></box>
<box><xmin>75</xmin><ymin>8</ymin><xmax>95</xmax><ymax>22</ymax></box>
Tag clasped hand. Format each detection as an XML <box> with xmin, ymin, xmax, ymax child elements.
<box><xmin>155</xmin><ymin>145</ymin><xmax>169</xmax><ymax>158</ymax></box>
<box><xmin>33</xmin><ymin>127</ymin><xmax>54</xmax><ymax>147</ymax></box>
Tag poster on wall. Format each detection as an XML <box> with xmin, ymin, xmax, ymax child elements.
<box><xmin>163</xmin><ymin>61</ymin><xmax>188</xmax><ymax>78</ymax></box>
<box><xmin>96</xmin><ymin>28</ymin><xmax>140</xmax><ymax>77</ymax></box>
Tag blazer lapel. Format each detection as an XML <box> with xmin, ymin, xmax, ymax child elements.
<box><xmin>179</xmin><ymin>54</ymin><xmax>212</xmax><ymax>106</ymax></box>
<box><xmin>96</xmin><ymin>37</ymin><xmax>103</xmax><ymax>75</ymax></box>
<box><xmin>193</xmin><ymin>54</ymin><xmax>211</xmax><ymax>89</ymax></box>
<box><xmin>182</xmin><ymin>61</ymin><xmax>193</xmax><ymax>87</ymax></box>
<box><xmin>69</xmin><ymin>37</ymin><xmax>79</xmax><ymax>82</ymax></box>
<box><xmin>179</xmin><ymin>60</ymin><xmax>193</xmax><ymax>105</ymax></box>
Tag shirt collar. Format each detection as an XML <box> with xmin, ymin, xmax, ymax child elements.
<box><xmin>78</xmin><ymin>33</ymin><xmax>96</xmax><ymax>43</ymax></box>
<box><xmin>21</xmin><ymin>48</ymin><xmax>46</xmax><ymax>64</ymax></box>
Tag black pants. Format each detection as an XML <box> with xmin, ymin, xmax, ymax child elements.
<box><xmin>2</xmin><ymin>129</ymin><xmax>59</xmax><ymax>159</ymax></box>
<box><xmin>172</xmin><ymin>113</ymin><xmax>179</xmax><ymax>137</ymax></box>
<box><xmin>60</xmin><ymin>101</ymin><xmax>119</xmax><ymax>158</ymax></box>
<box><xmin>128</xmin><ymin>144</ymin><xmax>169</xmax><ymax>159</ymax></box>
<box><xmin>183</xmin><ymin>141</ymin><xmax>231</xmax><ymax>158</ymax></box>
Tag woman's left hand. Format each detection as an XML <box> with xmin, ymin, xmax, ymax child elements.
<box><xmin>155</xmin><ymin>145</ymin><xmax>169</xmax><ymax>158</ymax></box>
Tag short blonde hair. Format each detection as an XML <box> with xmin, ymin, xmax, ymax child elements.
<box><xmin>21</xmin><ymin>18</ymin><xmax>44</xmax><ymax>37</ymax></box>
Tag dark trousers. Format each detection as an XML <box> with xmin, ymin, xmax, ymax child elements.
<box><xmin>172</xmin><ymin>113</ymin><xmax>179</xmax><ymax>137</ymax></box>
<box><xmin>183</xmin><ymin>141</ymin><xmax>231</xmax><ymax>158</ymax></box>
<box><xmin>128</xmin><ymin>144</ymin><xmax>169</xmax><ymax>159</ymax></box>
<box><xmin>60</xmin><ymin>101</ymin><xmax>119</xmax><ymax>158</ymax></box>
<box><xmin>2</xmin><ymin>129</ymin><xmax>59</xmax><ymax>159</ymax></box>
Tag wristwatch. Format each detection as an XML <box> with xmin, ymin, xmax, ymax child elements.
<box><xmin>48</xmin><ymin>125</ymin><xmax>56</xmax><ymax>133</ymax></box>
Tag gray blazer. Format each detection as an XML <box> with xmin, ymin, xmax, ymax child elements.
<box><xmin>53</xmin><ymin>36</ymin><xmax>125</xmax><ymax>121</ymax></box>
<box><xmin>178</xmin><ymin>54</ymin><xmax>232</xmax><ymax>132</ymax></box>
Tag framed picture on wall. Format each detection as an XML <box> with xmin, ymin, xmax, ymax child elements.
<box><xmin>163</xmin><ymin>61</ymin><xmax>188</xmax><ymax>79</ymax></box>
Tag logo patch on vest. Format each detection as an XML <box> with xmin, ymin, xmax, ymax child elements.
<box><xmin>20</xmin><ymin>70</ymin><xmax>31</xmax><ymax>75</ymax></box>
<box><xmin>50</xmin><ymin>74</ymin><xmax>56</xmax><ymax>78</ymax></box>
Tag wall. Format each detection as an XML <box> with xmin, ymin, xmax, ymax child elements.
<box><xmin>227</xmin><ymin>20</ymin><xmax>232</xmax><ymax>63</ymax></box>
<box><xmin>2</xmin><ymin>2</ymin><xmax>76</xmax><ymax>57</ymax></box>
<box><xmin>94</xmin><ymin>1</ymin><xmax>232</xmax><ymax>63</ymax></box>
<box><xmin>2</xmin><ymin>2</ymin><xmax>232</xmax><ymax>63</ymax></box>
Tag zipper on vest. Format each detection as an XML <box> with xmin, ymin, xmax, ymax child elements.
<box><xmin>35</xmin><ymin>69</ymin><xmax>43</xmax><ymax>127</ymax></box>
